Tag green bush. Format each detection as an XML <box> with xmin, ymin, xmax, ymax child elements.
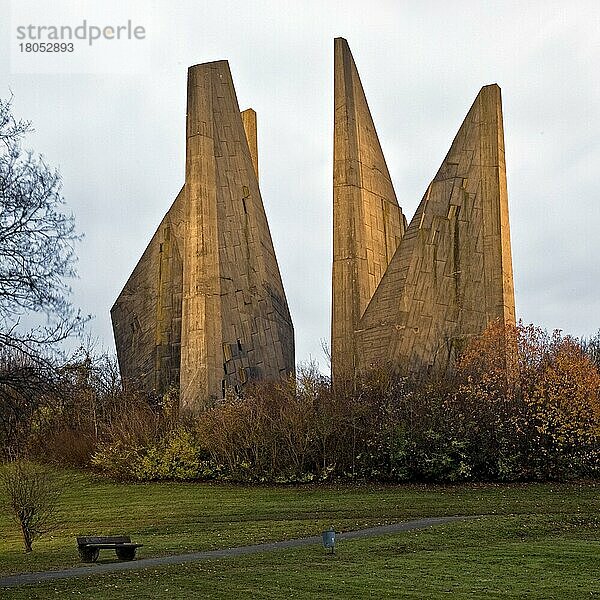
<box><xmin>91</xmin><ymin>427</ymin><xmax>219</xmax><ymax>481</ymax></box>
<box><xmin>27</xmin><ymin>323</ymin><xmax>600</xmax><ymax>484</ymax></box>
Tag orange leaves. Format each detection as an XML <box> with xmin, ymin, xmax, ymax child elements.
<box><xmin>455</xmin><ymin>319</ymin><xmax>600</xmax><ymax>471</ymax></box>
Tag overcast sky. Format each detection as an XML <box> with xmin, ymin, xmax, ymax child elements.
<box><xmin>1</xmin><ymin>0</ymin><xmax>599</xmax><ymax>370</ymax></box>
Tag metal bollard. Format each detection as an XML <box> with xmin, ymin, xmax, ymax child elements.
<box><xmin>322</xmin><ymin>527</ymin><xmax>336</xmax><ymax>554</ymax></box>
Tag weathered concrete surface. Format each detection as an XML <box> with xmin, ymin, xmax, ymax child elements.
<box><xmin>357</xmin><ymin>84</ymin><xmax>515</xmax><ymax>376</ymax></box>
<box><xmin>332</xmin><ymin>39</ymin><xmax>516</xmax><ymax>380</ymax></box>
<box><xmin>331</xmin><ymin>37</ymin><xmax>406</xmax><ymax>383</ymax></box>
<box><xmin>111</xmin><ymin>188</ymin><xmax>185</xmax><ymax>396</ymax></box>
<box><xmin>241</xmin><ymin>108</ymin><xmax>259</xmax><ymax>180</ymax></box>
<box><xmin>112</xmin><ymin>61</ymin><xmax>294</xmax><ymax>411</ymax></box>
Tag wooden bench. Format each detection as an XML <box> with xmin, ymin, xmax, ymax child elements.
<box><xmin>76</xmin><ymin>536</ymin><xmax>143</xmax><ymax>562</ymax></box>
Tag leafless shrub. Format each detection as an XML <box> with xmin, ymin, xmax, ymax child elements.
<box><xmin>1</xmin><ymin>461</ymin><xmax>61</xmax><ymax>553</ymax></box>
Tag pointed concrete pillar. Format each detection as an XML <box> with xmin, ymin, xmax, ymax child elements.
<box><xmin>357</xmin><ymin>84</ymin><xmax>516</xmax><ymax>376</ymax></box>
<box><xmin>181</xmin><ymin>60</ymin><xmax>294</xmax><ymax>410</ymax></box>
<box><xmin>112</xmin><ymin>61</ymin><xmax>294</xmax><ymax>412</ymax></box>
<box><xmin>331</xmin><ymin>37</ymin><xmax>406</xmax><ymax>383</ymax></box>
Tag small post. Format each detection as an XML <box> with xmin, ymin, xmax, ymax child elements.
<box><xmin>322</xmin><ymin>526</ymin><xmax>336</xmax><ymax>555</ymax></box>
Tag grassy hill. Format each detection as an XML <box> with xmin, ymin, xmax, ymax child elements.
<box><xmin>1</xmin><ymin>469</ymin><xmax>598</xmax><ymax>598</ymax></box>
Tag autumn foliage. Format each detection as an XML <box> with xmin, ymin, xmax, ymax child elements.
<box><xmin>188</xmin><ymin>321</ymin><xmax>600</xmax><ymax>482</ymax></box>
<box><xmin>5</xmin><ymin>322</ymin><xmax>599</xmax><ymax>483</ymax></box>
<box><xmin>451</xmin><ymin>321</ymin><xmax>600</xmax><ymax>479</ymax></box>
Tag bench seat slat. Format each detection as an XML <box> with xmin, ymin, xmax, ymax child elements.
<box><xmin>82</xmin><ymin>543</ymin><xmax>143</xmax><ymax>548</ymax></box>
<box><xmin>77</xmin><ymin>536</ymin><xmax>131</xmax><ymax>545</ymax></box>
<box><xmin>81</xmin><ymin>542</ymin><xmax>143</xmax><ymax>549</ymax></box>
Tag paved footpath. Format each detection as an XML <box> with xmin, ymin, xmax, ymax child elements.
<box><xmin>0</xmin><ymin>516</ymin><xmax>470</xmax><ymax>588</ymax></box>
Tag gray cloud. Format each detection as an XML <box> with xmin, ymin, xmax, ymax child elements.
<box><xmin>1</xmin><ymin>0</ymin><xmax>599</xmax><ymax>370</ymax></box>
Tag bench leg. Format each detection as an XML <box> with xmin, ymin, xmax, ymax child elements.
<box><xmin>79</xmin><ymin>547</ymin><xmax>99</xmax><ymax>563</ymax></box>
<box><xmin>115</xmin><ymin>547</ymin><xmax>136</xmax><ymax>561</ymax></box>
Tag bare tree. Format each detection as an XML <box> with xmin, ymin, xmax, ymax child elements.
<box><xmin>0</xmin><ymin>94</ymin><xmax>86</xmax><ymax>353</ymax></box>
<box><xmin>0</xmin><ymin>347</ymin><xmax>63</xmax><ymax>460</ymax></box>
<box><xmin>0</xmin><ymin>95</ymin><xmax>88</xmax><ymax>456</ymax></box>
<box><xmin>1</xmin><ymin>461</ymin><xmax>61</xmax><ymax>553</ymax></box>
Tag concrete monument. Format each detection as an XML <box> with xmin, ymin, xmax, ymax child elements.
<box><xmin>332</xmin><ymin>38</ymin><xmax>516</xmax><ymax>382</ymax></box>
<box><xmin>112</xmin><ymin>61</ymin><xmax>294</xmax><ymax>412</ymax></box>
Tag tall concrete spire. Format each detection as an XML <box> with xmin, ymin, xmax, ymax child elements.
<box><xmin>112</xmin><ymin>60</ymin><xmax>294</xmax><ymax>412</ymax></box>
<box><xmin>357</xmin><ymin>84</ymin><xmax>516</xmax><ymax>375</ymax></box>
<box><xmin>331</xmin><ymin>37</ymin><xmax>406</xmax><ymax>383</ymax></box>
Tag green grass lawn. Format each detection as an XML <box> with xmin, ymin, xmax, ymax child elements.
<box><xmin>1</xmin><ymin>469</ymin><xmax>599</xmax><ymax>598</ymax></box>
